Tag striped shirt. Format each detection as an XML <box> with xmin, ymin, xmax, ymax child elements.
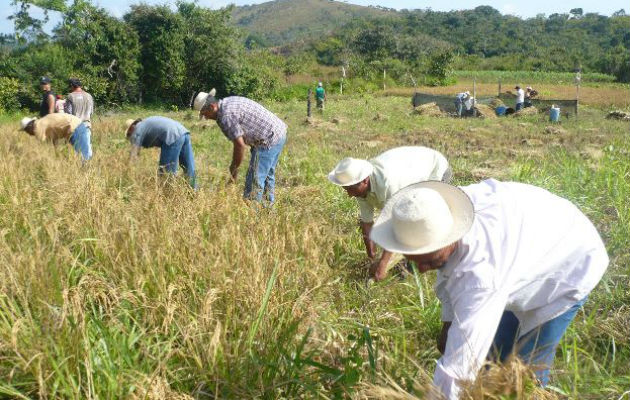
<box><xmin>216</xmin><ymin>96</ymin><xmax>287</xmax><ymax>148</ymax></box>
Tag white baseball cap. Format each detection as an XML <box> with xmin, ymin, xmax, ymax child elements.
<box><xmin>328</xmin><ymin>157</ymin><xmax>374</xmax><ymax>186</ymax></box>
<box><xmin>370</xmin><ymin>181</ymin><xmax>474</xmax><ymax>254</ymax></box>
<box><xmin>20</xmin><ymin>117</ymin><xmax>36</xmax><ymax>130</ymax></box>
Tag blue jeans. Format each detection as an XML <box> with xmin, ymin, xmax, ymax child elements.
<box><xmin>69</xmin><ymin>122</ymin><xmax>92</xmax><ymax>161</ymax></box>
<box><xmin>158</xmin><ymin>133</ymin><xmax>197</xmax><ymax>189</ymax></box>
<box><xmin>515</xmin><ymin>102</ymin><xmax>524</xmax><ymax>111</ymax></box>
<box><xmin>490</xmin><ymin>297</ymin><xmax>587</xmax><ymax>385</ymax></box>
<box><xmin>244</xmin><ymin>135</ymin><xmax>286</xmax><ymax>203</ymax></box>
<box><xmin>454</xmin><ymin>99</ymin><xmax>463</xmax><ymax>117</ymax></box>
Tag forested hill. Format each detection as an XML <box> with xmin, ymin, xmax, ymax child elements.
<box><xmin>232</xmin><ymin>0</ymin><xmax>394</xmax><ymax>46</ymax></box>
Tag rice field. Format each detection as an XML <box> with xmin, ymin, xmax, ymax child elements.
<box><xmin>0</xmin><ymin>94</ymin><xmax>628</xmax><ymax>399</ymax></box>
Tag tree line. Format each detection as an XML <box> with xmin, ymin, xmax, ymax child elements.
<box><xmin>0</xmin><ymin>1</ymin><xmax>628</xmax><ymax>113</ymax></box>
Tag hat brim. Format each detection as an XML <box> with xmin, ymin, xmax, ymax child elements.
<box><xmin>370</xmin><ymin>181</ymin><xmax>474</xmax><ymax>255</ymax></box>
<box><xmin>327</xmin><ymin>163</ymin><xmax>374</xmax><ymax>186</ymax></box>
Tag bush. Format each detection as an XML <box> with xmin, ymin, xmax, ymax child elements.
<box><xmin>0</xmin><ymin>77</ymin><xmax>20</xmax><ymax>112</ymax></box>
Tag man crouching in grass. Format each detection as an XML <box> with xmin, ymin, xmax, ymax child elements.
<box><xmin>328</xmin><ymin>146</ymin><xmax>451</xmax><ymax>281</ymax></box>
<box><xmin>125</xmin><ymin>116</ymin><xmax>197</xmax><ymax>189</ymax></box>
<box><xmin>369</xmin><ymin>179</ymin><xmax>608</xmax><ymax>399</ymax></box>
<box><xmin>20</xmin><ymin>113</ymin><xmax>92</xmax><ymax>162</ymax></box>
<box><xmin>194</xmin><ymin>90</ymin><xmax>287</xmax><ymax>205</ymax></box>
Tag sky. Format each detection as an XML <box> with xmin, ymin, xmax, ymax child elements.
<box><xmin>1</xmin><ymin>0</ymin><xmax>628</xmax><ymax>35</ymax></box>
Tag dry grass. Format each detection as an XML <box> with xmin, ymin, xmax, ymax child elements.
<box><xmin>385</xmin><ymin>83</ymin><xmax>630</xmax><ymax>108</ymax></box>
<box><xmin>0</xmin><ymin>95</ymin><xmax>628</xmax><ymax>398</ymax></box>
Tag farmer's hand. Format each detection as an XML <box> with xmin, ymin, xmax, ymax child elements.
<box><xmin>369</xmin><ymin>259</ymin><xmax>388</xmax><ymax>281</ymax></box>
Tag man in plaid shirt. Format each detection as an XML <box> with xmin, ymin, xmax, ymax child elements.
<box><xmin>196</xmin><ymin>92</ymin><xmax>287</xmax><ymax>204</ymax></box>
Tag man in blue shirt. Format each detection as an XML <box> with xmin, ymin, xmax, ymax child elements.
<box><xmin>125</xmin><ymin>116</ymin><xmax>197</xmax><ymax>188</ymax></box>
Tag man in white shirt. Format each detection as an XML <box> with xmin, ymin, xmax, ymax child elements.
<box><xmin>454</xmin><ymin>91</ymin><xmax>470</xmax><ymax>117</ymax></box>
<box><xmin>370</xmin><ymin>179</ymin><xmax>608</xmax><ymax>400</ymax></box>
<box><xmin>328</xmin><ymin>146</ymin><xmax>451</xmax><ymax>281</ymax></box>
<box><xmin>514</xmin><ymin>86</ymin><xmax>525</xmax><ymax>111</ymax></box>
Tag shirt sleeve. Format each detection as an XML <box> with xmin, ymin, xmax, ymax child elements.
<box><xmin>64</xmin><ymin>97</ymin><xmax>73</xmax><ymax>114</ymax></box>
<box><xmin>433</xmin><ymin>288</ymin><xmax>507</xmax><ymax>400</ymax></box>
<box><xmin>218</xmin><ymin>112</ymin><xmax>244</xmax><ymax>142</ymax></box>
<box><xmin>130</xmin><ymin>124</ymin><xmax>144</xmax><ymax>147</ymax></box>
<box><xmin>357</xmin><ymin>199</ymin><xmax>375</xmax><ymax>223</ymax></box>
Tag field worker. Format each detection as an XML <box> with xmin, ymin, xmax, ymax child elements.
<box><xmin>316</xmin><ymin>82</ymin><xmax>326</xmax><ymax>111</ymax></box>
<box><xmin>65</xmin><ymin>78</ymin><xmax>94</xmax><ymax>138</ymax></box>
<box><xmin>454</xmin><ymin>91</ymin><xmax>469</xmax><ymax>117</ymax></box>
<box><xmin>39</xmin><ymin>76</ymin><xmax>55</xmax><ymax>117</ymax></box>
<box><xmin>19</xmin><ymin>113</ymin><xmax>93</xmax><ymax>162</ymax></box>
<box><xmin>125</xmin><ymin>116</ymin><xmax>197</xmax><ymax>189</ymax></box>
<box><xmin>55</xmin><ymin>95</ymin><xmax>65</xmax><ymax>113</ymax></box>
<box><xmin>524</xmin><ymin>86</ymin><xmax>537</xmax><ymax>108</ymax></box>
<box><xmin>369</xmin><ymin>179</ymin><xmax>609</xmax><ymax>400</ymax></box>
<box><xmin>195</xmin><ymin>91</ymin><xmax>287</xmax><ymax>204</ymax></box>
<box><xmin>328</xmin><ymin>146</ymin><xmax>451</xmax><ymax>281</ymax></box>
<box><xmin>514</xmin><ymin>85</ymin><xmax>525</xmax><ymax>111</ymax></box>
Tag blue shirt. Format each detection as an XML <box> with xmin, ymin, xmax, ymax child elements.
<box><xmin>131</xmin><ymin>116</ymin><xmax>189</xmax><ymax>148</ymax></box>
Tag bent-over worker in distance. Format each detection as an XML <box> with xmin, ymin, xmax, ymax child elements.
<box><xmin>369</xmin><ymin>179</ymin><xmax>609</xmax><ymax>400</ymax></box>
<box><xmin>125</xmin><ymin>116</ymin><xmax>197</xmax><ymax>189</ymax></box>
<box><xmin>20</xmin><ymin>113</ymin><xmax>92</xmax><ymax>162</ymax></box>
<box><xmin>328</xmin><ymin>146</ymin><xmax>451</xmax><ymax>281</ymax></box>
<box><xmin>195</xmin><ymin>91</ymin><xmax>287</xmax><ymax>204</ymax></box>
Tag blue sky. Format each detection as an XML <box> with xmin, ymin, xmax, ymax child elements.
<box><xmin>2</xmin><ymin>0</ymin><xmax>627</xmax><ymax>35</ymax></box>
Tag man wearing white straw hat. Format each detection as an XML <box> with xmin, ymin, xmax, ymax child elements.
<box><xmin>328</xmin><ymin>146</ymin><xmax>451</xmax><ymax>281</ymax></box>
<box><xmin>194</xmin><ymin>90</ymin><xmax>287</xmax><ymax>204</ymax></box>
<box><xmin>370</xmin><ymin>179</ymin><xmax>608</xmax><ymax>399</ymax></box>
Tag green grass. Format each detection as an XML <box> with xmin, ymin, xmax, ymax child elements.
<box><xmin>0</xmin><ymin>96</ymin><xmax>628</xmax><ymax>398</ymax></box>
<box><xmin>454</xmin><ymin>70</ymin><xmax>618</xmax><ymax>85</ymax></box>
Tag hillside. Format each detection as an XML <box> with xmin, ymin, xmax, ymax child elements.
<box><xmin>232</xmin><ymin>0</ymin><xmax>395</xmax><ymax>46</ymax></box>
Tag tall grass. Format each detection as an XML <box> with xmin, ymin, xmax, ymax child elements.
<box><xmin>0</xmin><ymin>96</ymin><xmax>628</xmax><ymax>398</ymax></box>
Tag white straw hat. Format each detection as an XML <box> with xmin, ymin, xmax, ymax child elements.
<box><xmin>193</xmin><ymin>88</ymin><xmax>217</xmax><ymax>111</ymax></box>
<box><xmin>370</xmin><ymin>181</ymin><xmax>474</xmax><ymax>254</ymax></box>
<box><xmin>328</xmin><ymin>157</ymin><xmax>374</xmax><ymax>186</ymax></box>
<box><xmin>20</xmin><ymin>117</ymin><xmax>36</xmax><ymax>130</ymax></box>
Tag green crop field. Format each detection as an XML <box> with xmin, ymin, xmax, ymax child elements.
<box><xmin>0</xmin><ymin>94</ymin><xmax>628</xmax><ymax>399</ymax></box>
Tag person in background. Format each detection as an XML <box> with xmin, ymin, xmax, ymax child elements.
<box><xmin>19</xmin><ymin>113</ymin><xmax>92</xmax><ymax>162</ymax></box>
<box><xmin>514</xmin><ymin>86</ymin><xmax>525</xmax><ymax>111</ymax></box>
<box><xmin>328</xmin><ymin>146</ymin><xmax>451</xmax><ymax>281</ymax></box>
<box><xmin>55</xmin><ymin>95</ymin><xmax>66</xmax><ymax>113</ymax></box>
<box><xmin>524</xmin><ymin>86</ymin><xmax>538</xmax><ymax>108</ymax></box>
<box><xmin>315</xmin><ymin>82</ymin><xmax>326</xmax><ymax>111</ymax></box>
<box><xmin>454</xmin><ymin>91</ymin><xmax>470</xmax><ymax>117</ymax></box>
<box><xmin>369</xmin><ymin>179</ymin><xmax>608</xmax><ymax>400</ymax></box>
<box><xmin>65</xmin><ymin>78</ymin><xmax>94</xmax><ymax>139</ymax></box>
<box><xmin>125</xmin><ymin>116</ymin><xmax>197</xmax><ymax>189</ymax></box>
<box><xmin>195</xmin><ymin>91</ymin><xmax>287</xmax><ymax>205</ymax></box>
<box><xmin>39</xmin><ymin>76</ymin><xmax>55</xmax><ymax>117</ymax></box>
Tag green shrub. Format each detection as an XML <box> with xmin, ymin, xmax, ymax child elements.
<box><xmin>0</xmin><ymin>77</ymin><xmax>19</xmax><ymax>112</ymax></box>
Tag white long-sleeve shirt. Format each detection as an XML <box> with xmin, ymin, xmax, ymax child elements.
<box><xmin>515</xmin><ymin>88</ymin><xmax>525</xmax><ymax>103</ymax></box>
<box><xmin>432</xmin><ymin>179</ymin><xmax>609</xmax><ymax>400</ymax></box>
<box><xmin>358</xmin><ymin>146</ymin><xmax>450</xmax><ymax>222</ymax></box>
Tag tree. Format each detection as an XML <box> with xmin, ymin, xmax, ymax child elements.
<box><xmin>125</xmin><ymin>4</ymin><xmax>186</xmax><ymax>103</ymax></box>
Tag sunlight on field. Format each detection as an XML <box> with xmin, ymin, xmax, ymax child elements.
<box><xmin>0</xmin><ymin>96</ymin><xmax>628</xmax><ymax>398</ymax></box>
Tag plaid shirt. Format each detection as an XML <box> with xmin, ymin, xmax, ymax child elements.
<box><xmin>216</xmin><ymin>97</ymin><xmax>287</xmax><ymax>148</ymax></box>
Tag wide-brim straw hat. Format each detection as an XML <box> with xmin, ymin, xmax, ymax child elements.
<box><xmin>20</xmin><ymin>117</ymin><xmax>36</xmax><ymax>130</ymax></box>
<box><xmin>370</xmin><ymin>181</ymin><xmax>474</xmax><ymax>255</ymax></box>
<box><xmin>125</xmin><ymin>119</ymin><xmax>136</xmax><ymax>136</ymax></box>
<box><xmin>328</xmin><ymin>157</ymin><xmax>374</xmax><ymax>186</ymax></box>
<box><xmin>193</xmin><ymin>88</ymin><xmax>217</xmax><ymax>111</ymax></box>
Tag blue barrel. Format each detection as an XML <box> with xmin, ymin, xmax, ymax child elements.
<box><xmin>495</xmin><ymin>106</ymin><xmax>507</xmax><ymax>116</ymax></box>
<box><xmin>549</xmin><ymin>106</ymin><xmax>560</xmax><ymax>122</ymax></box>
